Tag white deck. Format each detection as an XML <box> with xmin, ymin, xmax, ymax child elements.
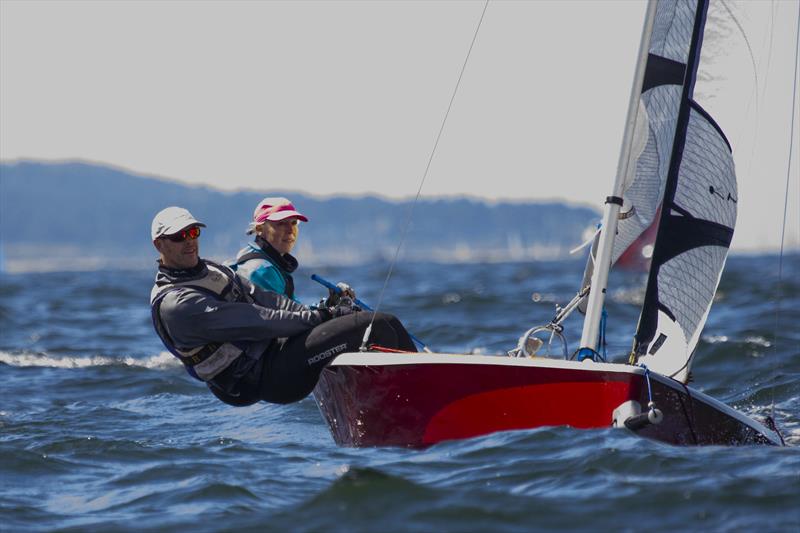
<box><xmin>329</xmin><ymin>351</ymin><xmax>645</xmax><ymax>374</ymax></box>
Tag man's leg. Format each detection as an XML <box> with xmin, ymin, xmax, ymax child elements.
<box><xmin>258</xmin><ymin>312</ymin><xmax>411</xmax><ymax>404</ymax></box>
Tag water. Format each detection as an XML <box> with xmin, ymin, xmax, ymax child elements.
<box><xmin>2</xmin><ymin>255</ymin><xmax>799</xmax><ymax>532</ymax></box>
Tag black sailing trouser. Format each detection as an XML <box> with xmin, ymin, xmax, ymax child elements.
<box><xmin>211</xmin><ymin>312</ymin><xmax>416</xmax><ymax>406</ymax></box>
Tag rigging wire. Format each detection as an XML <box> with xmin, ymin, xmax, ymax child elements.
<box><xmin>719</xmin><ymin>0</ymin><xmax>763</xmax><ymax>175</ymax></box>
<box><xmin>359</xmin><ymin>0</ymin><xmax>491</xmax><ymax>350</ymax></box>
<box><xmin>720</xmin><ymin>1</ymin><xmax>760</xmax><ymax>120</ymax></box>
<box><xmin>770</xmin><ymin>0</ymin><xmax>800</xmax><ymax>420</ymax></box>
<box><xmin>764</xmin><ymin>1</ymin><xmax>777</xmax><ymax>95</ymax></box>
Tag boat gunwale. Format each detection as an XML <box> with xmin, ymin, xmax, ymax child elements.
<box><xmin>328</xmin><ymin>352</ymin><xmax>653</xmax><ymax>375</ymax></box>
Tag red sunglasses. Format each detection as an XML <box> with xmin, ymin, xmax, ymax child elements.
<box><xmin>163</xmin><ymin>226</ymin><xmax>201</xmax><ymax>242</ymax></box>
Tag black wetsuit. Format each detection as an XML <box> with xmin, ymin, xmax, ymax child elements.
<box><xmin>214</xmin><ymin>312</ymin><xmax>415</xmax><ymax>405</ymax></box>
<box><xmin>151</xmin><ymin>259</ymin><xmax>415</xmax><ymax>406</ymax></box>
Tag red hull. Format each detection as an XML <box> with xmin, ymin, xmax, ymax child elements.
<box><xmin>313</xmin><ymin>353</ymin><xmax>781</xmax><ymax>448</ymax></box>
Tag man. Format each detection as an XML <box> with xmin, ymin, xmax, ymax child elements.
<box><xmin>149</xmin><ymin>206</ymin><xmax>416</xmax><ymax>406</ymax></box>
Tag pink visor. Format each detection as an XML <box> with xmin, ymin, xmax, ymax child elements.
<box><xmin>253</xmin><ymin>197</ymin><xmax>309</xmax><ymax>224</ymax></box>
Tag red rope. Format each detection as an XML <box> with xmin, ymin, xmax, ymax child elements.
<box><xmin>368</xmin><ymin>345</ymin><xmax>415</xmax><ymax>353</ymax></box>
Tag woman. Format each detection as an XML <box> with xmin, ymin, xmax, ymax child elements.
<box><xmin>230</xmin><ymin>196</ymin><xmax>308</xmax><ymax>301</ymax></box>
<box><xmin>232</xmin><ymin>196</ymin><xmax>354</xmax><ymax>304</ymax></box>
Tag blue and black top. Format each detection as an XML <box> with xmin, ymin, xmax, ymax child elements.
<box><xmin>230</xmin><ymin>236</ymin><xmax>299</xmax><ymax>301</ymax></box>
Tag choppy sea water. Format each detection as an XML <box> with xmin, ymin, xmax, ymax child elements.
<box><xmin>1</xmin><ymin>255</ymin><xmax>799</xmax><ymax>532</ymax></box>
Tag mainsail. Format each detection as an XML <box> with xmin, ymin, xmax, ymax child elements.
<box><xmin>629</xmin><ymin>0</ymin><xmax>737</xmax><ymax>382</ymax></box>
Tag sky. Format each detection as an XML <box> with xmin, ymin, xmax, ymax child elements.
<box><xmin>1</xmin><ymin>0</ymin><xmax>798</xmax><ymax>252</ymax></box>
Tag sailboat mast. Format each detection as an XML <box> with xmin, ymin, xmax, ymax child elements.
<box><xmin>578</xmin><ymin>0</ymin><xmax>658</xmax><ymax>352</ymax></box>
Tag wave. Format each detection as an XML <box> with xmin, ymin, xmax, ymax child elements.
<box><xmin>702</xmin><ymin>334</ymin><xmax>772</xmax><ymax>347</ymax></box>
<box><xmin>0</xmin><ymin>350</ymin><xmax>181</xmax><ymax>370</ymax></box>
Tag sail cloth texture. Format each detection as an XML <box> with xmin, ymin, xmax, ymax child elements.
<box><xmin>631</xmin><ymin>0</ymin><xmax>737</xmax><ymax>383</ymax></box>
<box><xmin>578</xmin><ymin>1</ymin><xmax>707</xmax><ymax>297</ymax></box>
<box><xmin>612</xmin><ymin>0</ymin><xmax>717</xmax><ymax>268</ymax></box>
<box><xmin>579</xmin><ymin>0</ymin><xmax>738</xmax><ymax>383</ymax></box>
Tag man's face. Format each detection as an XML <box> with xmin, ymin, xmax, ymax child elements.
<box><xmin>154</xmin><ymin>226</ymin><xmax>201</xmax><ymax>269</ymax></box>
<box><xmin>260</xmin><ymin>218</ymin><xmax>299</xmax><ymax>255</ymax></box>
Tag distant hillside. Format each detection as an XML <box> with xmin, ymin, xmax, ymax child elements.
<box><xmin>0</xmin><ymin>160</ymin><xmax>599</xmax><ymax>271</ymax></box>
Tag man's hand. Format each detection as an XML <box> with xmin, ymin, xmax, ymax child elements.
<box><xmin>325</xmin><ymin>282</ymin><xmax>356</xmax><ymax>307</ymax></box>
<box><xmin>328</xmin><ymin>297</ymin><xmax>361</xmax><ymax>318</ymax></box>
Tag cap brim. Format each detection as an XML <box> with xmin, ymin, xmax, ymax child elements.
<box><xmin>161</xmin><ymin>221</ymin><xmax>206</xmax><ymax>236</ymax></box>
<box><xmin>266</xmin><ymin>211</ymin><xmax>309</xmax><ymax>222</ymax></box>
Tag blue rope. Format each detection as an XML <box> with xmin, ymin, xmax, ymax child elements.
<box><xmin>598</xmin><ymin>308</ymin><xmax>608</xmax><ymax>362</ymax></box>
<box><xmin>575</xmin><ymin>308</ymin><xmax>609</xmax><ymax>363</ymax></box>
<box><xmin>639</xmin><ymin>364</ymin><xmax>654</xmax><ymax>406</ymax></box>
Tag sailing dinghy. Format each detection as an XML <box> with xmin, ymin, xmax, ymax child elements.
<box><xmin>313</xmin><ymin>0</ymin><xmax>789</xmax><ymax>447</ymax></box>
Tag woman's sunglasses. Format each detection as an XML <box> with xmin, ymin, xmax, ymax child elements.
<box><xmin>163</xmin><ymin>226</ymin><xmax>201</xmax><ymax>242</ymax></box>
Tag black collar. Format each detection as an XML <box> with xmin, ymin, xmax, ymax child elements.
<box><xmin>157</xmin><ymin>259</ymin><xmax>208</xmax><ymax>280</ymax></box>
<box><xmin>255</xmin><ymin>236</ymin><xmax>298</xmax><ymax>273</ymax></box>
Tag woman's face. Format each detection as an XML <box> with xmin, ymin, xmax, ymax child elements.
<box><xmin>260</xmin><ymin>218</ymin><xmax>299</xmax><ymax>255</ymax></box>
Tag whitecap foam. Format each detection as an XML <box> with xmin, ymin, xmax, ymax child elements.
<box><xmin>609</xmin><ymin>287</ymin><xmax>646</xmax><ymax>306</ymax></box>
<box><xmin>744</xmin><ymin>336</ymin><xmax>772</xmax><ymax>348</ymax></box>
<box><xmin>0</xmin><ymin>350</ymin><xmax>181</xmax><ymax>369</ymax></box>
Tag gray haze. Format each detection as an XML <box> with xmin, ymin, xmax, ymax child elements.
<box><xmin>1</xmin><ymin>1</ymin><xmax>798</xmax><ymax>251</ymax></box>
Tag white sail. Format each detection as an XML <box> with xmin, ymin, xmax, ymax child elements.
<box><xmin>580</xmin><ymin>0</ymin><xmax>718</xmax><ymax>309</ymax></box>
<box><xmin>584</xmin><ymin>0</ymin><xmax>711</xmax><ymax>278</ymax></box>
<box><xmin>631</xmin><ymin>0</ymin><xmax>740</xmax><ymax>382</ymax></box>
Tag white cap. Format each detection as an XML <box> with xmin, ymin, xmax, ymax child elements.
<box><xmin>151</xmin><ymin>206</ymin><xmax>206</xmax><ymax>240</ymax></box>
